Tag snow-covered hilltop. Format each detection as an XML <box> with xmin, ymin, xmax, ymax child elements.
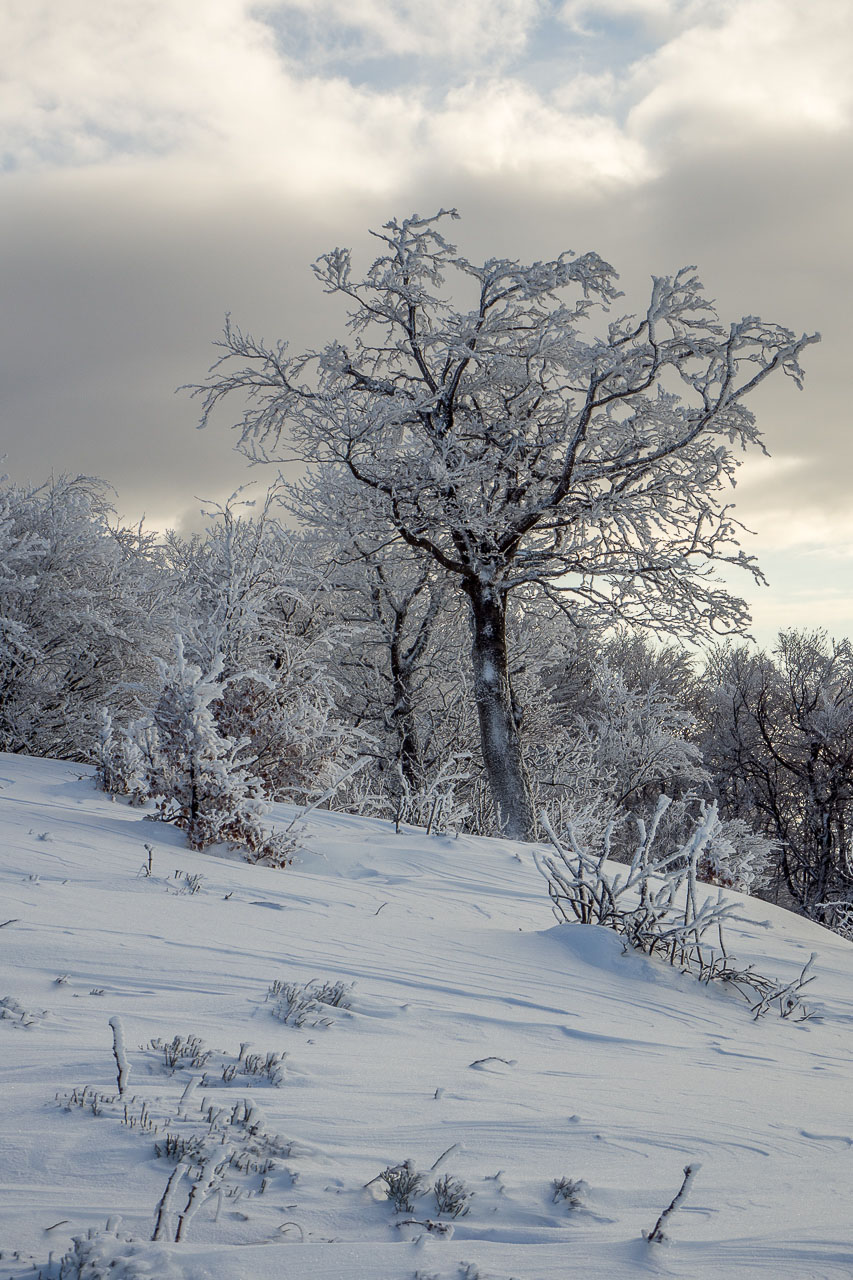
<box><xmin>2</xmin><ymin>753</ymin><xmax>852</xmax><ymax>1279</ymax></box>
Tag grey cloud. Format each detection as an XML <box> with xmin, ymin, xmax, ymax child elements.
<box><xmin>0</xmin><ymin>52</ymin><xmax>850</xmax><ymax>640</ymax></box>
<box><xmin>0</xmin><ymin>167</ymin><xmax>375</xmax><ymax>527</ymax></box>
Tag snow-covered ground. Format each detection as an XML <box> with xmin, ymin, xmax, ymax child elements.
<box><xmin>1</xmin><ymin>754</ymin><xmax>852</xmax><ymax>1279</ymax></box>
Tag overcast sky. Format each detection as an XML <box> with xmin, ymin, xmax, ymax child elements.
<box><xmin>2</xmin><ymin>0</ymin><xmax>851</xmax><ymax>644</ymax></box>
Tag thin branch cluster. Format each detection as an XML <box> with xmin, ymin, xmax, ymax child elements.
<box><xmin>536</xmin><ymin>798</ymin><xmax>817</xmax><ymax>1018</ymax></box>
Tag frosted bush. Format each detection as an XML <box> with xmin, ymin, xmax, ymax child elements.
<box><xmin>96</xmin><ymin>711</ymin><xmax>150</xmax><ymax>804</ymax></box>
<box><xmin>536</xmin><ymin>797</ymin><xmax>816</xmax><ymax>1019</ymax></box>
<box><xmin>379</xmin><ymin>1160</ymin><xmax>425</xmax><ymax>1213</ymax></box>
<box><xmin>536</xmin><ymin>796</ymin><xmax>735</xmax><ymax>967</ymax></box>
<box><xmin>697</xmin><ymin>816</ymin><xmax>774</xmax><ymax>893</ymax></box>
<box><xmin>552</xmin><ymin>1175</ymin><xmax>589</xmax><ymax>1209</ymax></box>
<box><xmin>58</xmin><ymin>1223</ymin><xmax>182</xmax><ymax>1279</ymax></box>
<box><xmin>394</xmin><ymin>755</ymin><xmax>472</xmax><ymax>835</ymax></box>
<box><xmin>267</xmin><ymin>977</ymin><xmax>352</xmax><ymax>1027</ymax></box>
<box><xmin>0</xmin><ymin>474</ymin><xmax>173</xmax><ymax>762</ymax></box>
<box><xmin>433</xmin><ymin>1172</ymin><xmax>473</xmax><ymax>1218</ymax></box>
<box><xmin>102</xmin><ymin>637</ymin><xmax>297</xmax><ymax>865</ymax></box>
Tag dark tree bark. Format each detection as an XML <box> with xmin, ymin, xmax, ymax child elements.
<box><xmin>388</xmin><ymin>610</ymin><xmax>423</xmax><ymax>792</ymax></box>
<box><xmin>465</xmin><ymin>581</ymin><xmax>535</xmax><ymax>840</ymax></box>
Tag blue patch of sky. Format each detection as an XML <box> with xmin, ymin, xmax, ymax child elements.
<box><xmin>519</xmin><ymin>11</ymin><xmax>659</xmax><ymax>98</ymax></box>
<box><xmin>252</xmin><ymin>5</ymin><xmax>408</xmax><ymax>87</ymax></box>
<box><xmin>3</xmin><ymin>122</ymin><xmax>180</xmax><ymax>172</ymax></box>
<box><xmin>253</xmin><ymin>3</ymin><xmax>661</xmax><ymax>113</ymax></box>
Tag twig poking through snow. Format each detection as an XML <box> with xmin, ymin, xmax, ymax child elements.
<box><xmin>645</xmin><ymin>1164</ymin><xmax>700</xmax><ymax>1243</ymax></box>
<box><xmin>430</xmin><ymin>1143</ymin><xmax>459</xmax><ymax>1171</ymax></box>
<box><xmin>152</xmin><ymin>1162</ymin><xmax>188</xmax><ymax>1241</ymax></box>
<box><xmin>275</xmin><ymin>1220</ymin><xmax>305</xmax><ymax>1240</ymax></box>
<box><xmin>108</xmin><ymin>1016</ymin><xmax>130</xmax><ymax>1096</ymax></box>
<box><xmin>176</xmin><ymin>1163</ymin><xmax>222</xmax><ymax>1242</ymax></box>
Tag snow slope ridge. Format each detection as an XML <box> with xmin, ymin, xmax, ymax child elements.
<box><xmin>1</xmin><ymin>753</ymin><xmax>852</xmax><ymax>1279</ymax></box>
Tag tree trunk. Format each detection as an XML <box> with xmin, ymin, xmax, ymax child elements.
<box><xmin>466</xmin><ymin>582</ymin><xmax>536</xmax><ymax>841</ymax></box>
<box><xmin>389</xmin><ymin>631</ymin><xmax>421</xmax><ymax>792</ymax></box>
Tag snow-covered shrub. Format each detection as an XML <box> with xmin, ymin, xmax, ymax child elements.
<box><xmin>552</xmin><ymin>1175</ymin><xmax>588</xmax><ymax>1209</ymax></box>
<box><xmin>148</xmin><ymin>1033</ymin><xmax>210</xmax><ymax>1072</ymax></box>
<box><xmin>58</xmin><ymin>1222</ymin><xmax>182</xmax><ymax>1280</ymax></box>
<box><xmin>536</xmin><ymin>797</ymin><xmax>734</xmax><ymax>967</ymax></box>
<box><xmin>433</xmin><ymin>1173</ymin><xmax>473</xmax><ymax>1218</ymax></box>
<box><xmin>240</xmin><ymin>1049</ymin><xmax>287</xmax><ymax>1085</ymax></box>
<box><xmin>536</xmin><ymin>797</ymin><xmax>816</xmax><ymax>1018</ymax></box>
<box><xmin>379</xmin><ymin>1160</ymin><xmax>425</xmax><ymax>1213</ymax></box>
<box><xmin>531</xmin><ymin>655</ymin><xmax>710</xmax><ymax>860</ymax></box>
<box><xmin>57</xmin><ymin>1083</ymin><xmax>292</xmax><ymax>1243</ymax></box>
<box><xmin>96</xmin><ymin>641</ymin><xmax>296</xmax><ymax>864</ymax></box>
<box><xmin>154</xmin><ymin>1131</ymin><xmax>207</xmax><ymax>1164</ymax></box>
<box><xmin>164</xmin><ymin>489</ymin><xmax>350</xmax><ymax>802</ymax></box>
<box><xmin>95</xmin><ymin>710</ymin><xmax>149</xmax><ymax>804</ymax></box>
<box><xmin>817</xmin><ymin>899</ymin><xmax>853</xmax><ymax>939</ymax></box>
<box><xmin>696</xmin><ymin>816</ymin><xmax>774</xmax><ymax>893</ymax></box>
<box><xmin>266</xmin><ymin>977</ymin><xmax>352</xmax><ymax>1027</ymax></box>
<box><xmin>143</xmin><ymin>638</ymin><xmax>295</xmax><ymax>864</ymax></box>
<box><xmin>335</xmin><ymin>740</ymin><xmax>476</xmax><ymax>835</ymax></box>
<box><xmin>393</xmin><ymin>755</ymin><xmax>472</xmax><ymax>835</ymax></box>
<box><xmin>580</xmin><ymin>663</ymin><xmax>707</xmax><ymax>812</ymax></box>
<box><xmin>373</xmin><ymin>1160</ymin><xmax>474</xmax><ymax>1220</ymax></box>
<box><xmin>171</xmin><ymin>870</ymin><xmax>204</xmax><ymax>895</ymax></box>
<box><xmin>148</xmin><ymin>640</ymin><xmax>250</xmax><ymax>840</ymax></box>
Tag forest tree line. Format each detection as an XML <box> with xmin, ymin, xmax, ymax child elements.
<box><xmin>1</xmin><ymin>472</ymin><xmax>851</xmax><ymax>936</ymax></box>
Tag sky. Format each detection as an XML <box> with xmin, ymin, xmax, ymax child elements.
<box><xmin>1</xmin><ymin>0</ymin><xmax>851</xmax><ymax>645</ymax></box>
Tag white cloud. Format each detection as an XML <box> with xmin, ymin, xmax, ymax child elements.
<box><xmin>0</xmin><ymin>1</ymin><xmax>656</xmax><ymax>199</ymax></box>
<box><xmin>427</xmin><ymin>79</ymin><xmax>650</xmax><ymax>190</ymax></box>
<box><xmin>1</xmin><ymin>0</ymin><xmax>280</xmax><ymax>165</ymax></box>
<box><xmin>0</xmin><ymin>0</ymin><xmax>421</xmax><ymax>195</ymax></box>
<box><xmin>5</xmin><ymin>0</ymin><xmax>852</xmax><ymax>186</ymax></box>
<box><xmin>627</xmin><ymin>0</ymin><xmax>853</xmax><ymax>147</ymax></box>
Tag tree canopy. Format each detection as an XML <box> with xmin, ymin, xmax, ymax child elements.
<box><xmin>193</xmin><ymin>211</ymin><xmax>818</xmax><ymax>837</ymax></box>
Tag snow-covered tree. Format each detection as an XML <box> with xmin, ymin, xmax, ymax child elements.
<box><xmin>0</xmin><ymin>474</ymin><xmax>172</xmax><ymax>759</ymax></box>
<box><xmin>192</xmin><ymin>211</ymin><xmax>818</xmax><ymax>839</ymax></box>
<box><xmin>163</xmin><ymin>488</ymin><xmax>348</xmax><ymax>800</ymax></box>
<box><xmin>537</xmin><ymin>660</ymin><xmax>706</xmax><ymax>817</ymax></box>
<box><xmin>701</xmin><ymin>630</ymin><xmax>853</xmax><ymax>923</ymax></box>
<box><xmin>294</xmin><ymin>468</ymin><xmax>467</xmax><ymax>805</ymax></box>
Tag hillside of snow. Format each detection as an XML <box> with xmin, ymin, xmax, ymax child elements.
<box><xmin>1</xmin><ymin>753</ymin><xmax>852</xmax><ymax>1279</ymax></box>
